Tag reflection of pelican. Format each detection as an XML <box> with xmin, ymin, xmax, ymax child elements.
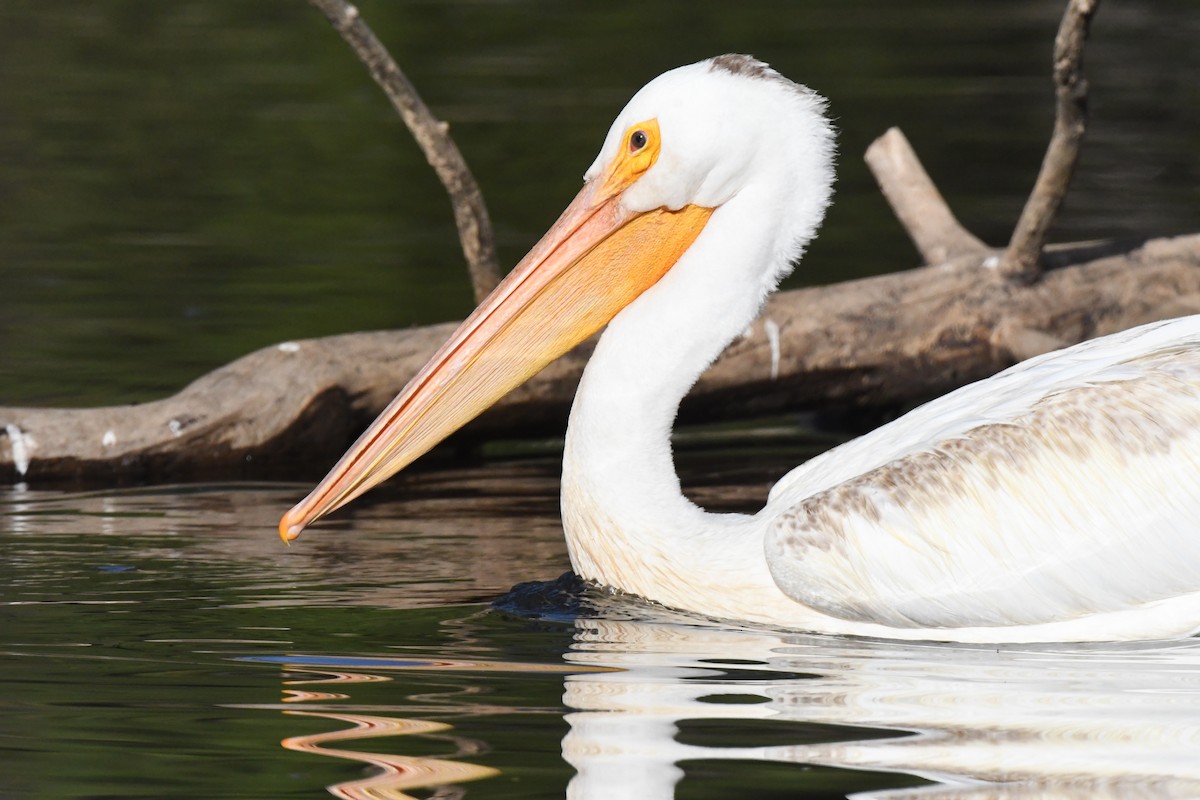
<box><xmin>280</xmin><ymin>54</ymin><xmax>1200</xmax><ymax>642</ymax></box>
<box><xmin>562</xmin><ymin>619</ymin><xmax>1200</xmax><ymax>798</ymax></box>
<box><xmin>250</xmin><ymin>622</ymin><xmax>1200</xmax><ymax>798</ymax></box>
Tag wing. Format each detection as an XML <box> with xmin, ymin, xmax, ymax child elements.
<box><xmin>764</xmin><ymin>316</ymin><xmax>1200</xmax><ymax>631</ymax></box>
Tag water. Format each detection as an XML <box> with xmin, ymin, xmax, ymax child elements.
<box><xmin>1</xmin><ymin>0</ymin><xmax>1197</xmax><ymax>405</ymax></box>
<box><xmin>4</xmin><ymin>1</ymin><xmax>1200</xmax><ymax>796</ymax></box>
<box><xmin>7</xmin><ymin>459</ymin><xmax>1200</xmax><ymax>798</ymax></box>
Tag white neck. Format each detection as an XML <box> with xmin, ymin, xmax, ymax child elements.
<box><xmin>560</xmin><ymin>187</ymin><xmax>799</xmax><ymax>611</ymax></box>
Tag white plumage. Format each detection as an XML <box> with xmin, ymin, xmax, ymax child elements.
<box><xmin>764</xmin><ymin>319</ymin><xmax>1200</xmax><ymax>640</ymax></box>
<box><xmin>282</xmin><ymin>55</ymin><xmax>1200</xmax><ymax>643</ymax></box>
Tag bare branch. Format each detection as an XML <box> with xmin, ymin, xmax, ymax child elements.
<box><xmin>865</xmin><ymin>127</ymin><xmax>989</xmax><ymax>264</ymax></box>
<box><xmin>308</xmin><ymin>0</ymin><xmax>500</xmax><ymax>302</ymax></box>
<box><xmin>1000</xmin><ymin>0</ymin><xmax>1101</xmax><ymax>283</ymax></box>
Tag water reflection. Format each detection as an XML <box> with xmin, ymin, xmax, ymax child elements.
<box><xmin>265</xmin><ymin>617</ymin><xmax>1200</xmax><ymax>798</ymax></box>
<box><xmin>564</xmin><ymin>619</ymin><xmax>1200</xmax><ymax>797</ymax></box>
<box><xmin>243</xmin><ymin>654</ymin><xmax>596</xmax><ymax>799</ymax></box>
<box><xmin>8</xmin><ymin>477</ymin><xmax>1200</xmax><ymax>797</ymax></box>
<box><xmin>280</xmin><ymin>666</ymin><xmax>498</xmax><ymax>800</ymax></box>
<box><xmin>0</xmin><ymin>462</ymin><xmax>568</xmax><ymax>610</ymax></box>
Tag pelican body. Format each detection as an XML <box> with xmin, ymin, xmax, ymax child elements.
<box><xmin>281</xmin><ymin>55</ymin><xmax>1200</xmax><ymax>643</ymax></box>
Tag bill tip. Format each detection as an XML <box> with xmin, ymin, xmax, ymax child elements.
<box><xmin>278</xmin><ymin>512</ymin><xmax>304</xmax><ymax>544</ymax></box>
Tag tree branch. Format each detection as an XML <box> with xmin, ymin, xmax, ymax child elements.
<box><xmin>1000</xmin><ymin>0</ymin><xmax>1101</xmax><ymax>283</ymax></box>
<box><xmin>864</xmin><ymin>127</ymin><xmax>989</xmax><ymax>264</ymax></box>
<box><xmin>307</xmin><ymin>0</ymin><xmax>500</xmax><ymax>302</ymax></box>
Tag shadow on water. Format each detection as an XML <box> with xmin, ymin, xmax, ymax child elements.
<box><xmin>4</xmin><ymin>455</ymin><xmax>1200</xmax><ymax>798</ymax></box>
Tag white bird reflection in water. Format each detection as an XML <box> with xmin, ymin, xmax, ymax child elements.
<box><xmin>259</xmin><ymin>614</ymin><xmax>1200</xmax><ymax>799</ymax></box>
<box><xmin>563</xmin><ymin>617</ymin><xmax>1200</xmax><ymax>798</ymax></box>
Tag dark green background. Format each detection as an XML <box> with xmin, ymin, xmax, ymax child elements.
<box><xmin>2</xmin><ymin>0</ymin><xmax>1197</xmax><ymax>406</ymax></box>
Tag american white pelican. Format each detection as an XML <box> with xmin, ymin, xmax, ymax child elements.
<box><xmin>280</xmin><ymin>55</ymin><xmax>1200</xmax><ymax>643</ymax></box>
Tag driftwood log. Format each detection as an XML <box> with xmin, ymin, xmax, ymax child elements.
<box><xmin>3</xmin><ymin>231</ymin><xmax>1198</xmax><ymax>484</ymax></box>
<box><xmin>7</xmin><ymin>0</ymin><xmax>1197</xmax><ymax>485</ymax></box>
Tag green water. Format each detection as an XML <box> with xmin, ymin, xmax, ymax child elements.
<box><xmin>4</xmin><ymin>1</ymin><xmax>1200</xmax><ymax>797</ymax></box>
<box><xmin>7</xmin><ymin>459</ymin><xmax>1200</xmax><ymax>798</ymax></box>
<box><xmin>1</xmin><ymin>0</ymin><xmax>1197</xmax><ymax>406</ymax></box>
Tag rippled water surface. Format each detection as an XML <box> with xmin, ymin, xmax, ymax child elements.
<box><xmin>6</xmin><ymin>448</ymin><xmax>1200</xmax><ymax>798</ymax></box>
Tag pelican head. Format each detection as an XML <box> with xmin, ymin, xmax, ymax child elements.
<box><xmin>280</xmin><ymin>54</ymin><xmax>835</xmax><ymax>541</ymax></box>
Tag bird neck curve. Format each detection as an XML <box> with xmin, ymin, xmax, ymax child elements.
<box><xmin>560</xmin><ymin>186</ymin><xmax>801</xmax><ymax>598</ymax></box>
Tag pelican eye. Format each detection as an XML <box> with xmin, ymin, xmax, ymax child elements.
<box><xmin>600</xmin><ymin>120</ymin><xmax>659</xmax><ymax>193</ymax></box>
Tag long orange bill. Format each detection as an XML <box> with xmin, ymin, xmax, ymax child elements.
<box><xmin>279</xmin><ymin>125</ymin><xmax>713</xmax><ymax>542</ymax></box>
